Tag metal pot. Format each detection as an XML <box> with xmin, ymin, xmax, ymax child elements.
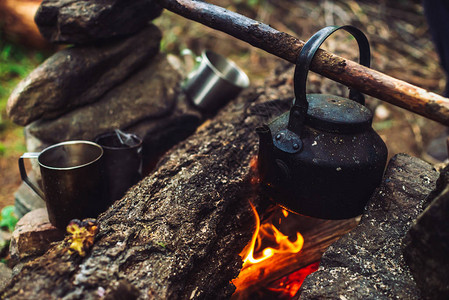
<box><xmin>256</xmin><ymin>25</ymin><xmax>388</xmax><ymax>219</ymax></box>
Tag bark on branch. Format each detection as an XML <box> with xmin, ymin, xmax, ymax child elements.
<box><xmin>157</xmin><ymin>0</ymin><xmax>449</xmax><ymax>126</ymax></box>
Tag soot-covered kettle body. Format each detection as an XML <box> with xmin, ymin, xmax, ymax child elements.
<box><xmin>257</xmin><ymin>25</ymin><xmax>388</xmax><ymax>220</ymax></box>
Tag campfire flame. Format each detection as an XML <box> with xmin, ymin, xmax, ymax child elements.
<box><xmin>232</xmin><ymin>157</ymin><xmax>316</xmax><ymax>299</ymax></box>
<box><xmin>240</xmin><ymin>202</ymin><xmax>304</xmax><ymax>267</ymax></box>
<box><xmin>232</xmin><ymin>201</ymin><xmax>306</xmax><ymax>298</ymax></box>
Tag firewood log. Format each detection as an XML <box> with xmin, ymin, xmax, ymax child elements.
<box><xmin>1</xmin><ymin>63</ymin><xmax>296</xmax><ymax>299</ymax></box>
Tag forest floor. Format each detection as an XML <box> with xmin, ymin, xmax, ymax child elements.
<box><xmin>0</xmin><ymin>0</ymin><xmax>446</xmax><ymax>210</ymax></box>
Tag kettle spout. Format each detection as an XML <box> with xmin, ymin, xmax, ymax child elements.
<box><xmin>256</xmin><ymin>125</ymin><xmax>274</xmax><ymax>181</ymax></box>
<box><xmin>256</xmin><ymin>125</ymin><xmax>273</xmax><ymax>148</ymax></box>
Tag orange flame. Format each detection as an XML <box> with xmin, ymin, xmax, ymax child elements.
<box><xmin>233</xmin><ymin>157</ymin><xmax>307</xmax><ymax>298</ymax></box>
<box><xmin>240</xmin><ymin>202</ymin><xmax>304</xmax><ymax>269</ymax></box>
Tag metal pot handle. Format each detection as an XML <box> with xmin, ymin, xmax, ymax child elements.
<box><xmin>288</xmin><ymin>25</ymin><xmax>371</xmax><ymax>134</ymax></box>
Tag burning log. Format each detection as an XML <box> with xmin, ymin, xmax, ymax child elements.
<box><xmin>232</xmin><ymin>207</ymin><xmax>359</xmax><ymax>299</ymax></box>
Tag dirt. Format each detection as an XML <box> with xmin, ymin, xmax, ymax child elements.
<box><xmin>0</xmin><ymin>129</ymin><xmax>23</xmax><ymax>209</ymax></box>
<box><xmin>1</xmin><ymin>0</ymin><xmax>447</xmax><ymax>212</ymax></box>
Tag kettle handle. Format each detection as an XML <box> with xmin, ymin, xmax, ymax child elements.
<box><xmin>288</xmin><ymin>25</ymin><xmax>371</xmax><ymax>134</ymax></box>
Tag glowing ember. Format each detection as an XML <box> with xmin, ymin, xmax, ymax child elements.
<box><xmin>267</xmin><ymin>261</ymin><xmax>320</xmax><ymax>298</ymax></box>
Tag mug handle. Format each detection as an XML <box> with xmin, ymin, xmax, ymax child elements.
<box><xmin>181</xmin><ymin>48</ymin><xmax>202</xmax><ymax>76</ymax></box>
<box><xmin>18</xmin><ymin>153</ymin><xmax>45</xmax><ymax>200</ymax></box>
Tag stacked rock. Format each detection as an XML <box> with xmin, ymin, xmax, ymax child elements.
<box><xmin>7</xmin><ymin>0</ymin><xmax>202</xmax><ymax>216</ymax></box>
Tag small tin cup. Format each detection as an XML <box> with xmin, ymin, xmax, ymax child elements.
<box><xmin>19</xmin><ymin>140</ymin><xmax>106</xmax><ymax>229</ymax></box>
<box><xmin>182</xmin><ymin>50</ymin><xmax>250</xmax><ymax>113</ymax></box>
<box><xmin>95</xmin><ymin>130</ymin><xmax>143</xmax><ymax>203</ymax></box>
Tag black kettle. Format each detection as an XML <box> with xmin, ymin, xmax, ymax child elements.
<box><xmin>256</xmin><ymin>25</ymin><xmax>388</xmax><ymax>220</ymax></box>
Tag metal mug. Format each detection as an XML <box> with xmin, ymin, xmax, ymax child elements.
<box><xmin>182</xmin><ymin>50</ymin><xmax>250</xmax><ymax>113</ymax></box>
<box><xmin>18</xmin><ymin>140</ymin><xmax>106</xmax><ymax>229</ymax></box>
<box><xmin>94</xmin><ymin>130</ymin><xmax>143</xmax><ymax>203</ymax></box>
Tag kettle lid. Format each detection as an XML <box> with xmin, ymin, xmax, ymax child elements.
<box><xmin>306</xmin><ymin>94</ymin><xmax>373</xmax><ymax>133</ymax></box>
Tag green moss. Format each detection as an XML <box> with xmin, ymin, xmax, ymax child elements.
<box><xmin>0</xmin><ymin>206</ymin><xmax>18</xmax><ymax>232</ymax></box>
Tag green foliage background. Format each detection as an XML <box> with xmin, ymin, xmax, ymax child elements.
<box><xmin>0</xmin><ymin>33</ymin><xmax>46</xmax><ymax>157</ymax></box>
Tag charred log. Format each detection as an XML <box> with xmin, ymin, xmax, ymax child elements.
<box><xmin>1</xmin><ymin>64</ymin><xmax>296</xmax><ymax>299</ymax></box>
<box><xmin>403</xmin><ymin>165</ymin><xmax>449</xmax><ymax>299</ymax></box>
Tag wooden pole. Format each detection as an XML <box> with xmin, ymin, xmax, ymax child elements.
<box><xmin>156</xmin><ymin>0</ymin><xmax>449</xmax><ymax>126</ymax></box>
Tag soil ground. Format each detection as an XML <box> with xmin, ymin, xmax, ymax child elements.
<box><xmin>0</xmin><ymin>0</ymin><xmax>447</xmax><ymax>211</ymax></box>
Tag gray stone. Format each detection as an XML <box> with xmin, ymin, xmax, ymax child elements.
<box><xmin>35</xmin><ymin>0</ymin><xmax>162</xmax><ymax>44</ymax></box>
<box><xmin>0</xmin><ymin>263</ymin><xmax>12</xmax><ymax>291</ymax></box>
<box><xmin>299</xmin><ymin>154</ymin><xmax>439</xmax><ymax>299</ymax></box>
<box><xmin>24</xmin><ymin>129</ymin><xmax>50</xmax><ymax>153</ymax></box>
<box><xmin>9</xmin><ymin>208</ymin><xmax>64</xmax><ymax>263</ymax></box>
<box><xmin>403</xmin><ymin>173</ymin><xmax>449</xmax><ymax>299</ymax></box>
<box><xmin>7</xmin><ymin>24</ymin><xmax>161</xmax><ymax>126</ymax></box>
<box><xmin>27</xmin><ymin>53</ymin><xmax>182</xmax><ymax>143</ymax></box>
